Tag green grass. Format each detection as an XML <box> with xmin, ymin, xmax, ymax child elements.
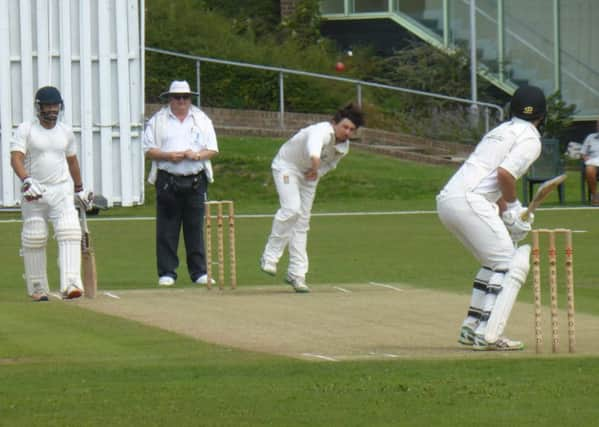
<box><xmin>2</xmin><ymin>136</ymin><xmax>599</xmax><ymax>426</ymax></box>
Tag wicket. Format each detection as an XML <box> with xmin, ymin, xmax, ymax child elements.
<box><xmin>205</xmin><ymin>200</ymin><xmax>237</xmax><ymax>290</ymax></box>
<box><xmin>531</xmin><ymin>228</ymin><xmax>575</xmax><ymax>354</ymax></box>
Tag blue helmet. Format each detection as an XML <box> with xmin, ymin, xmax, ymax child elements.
<box><xmin>35</xmin><ymin>86</ymin><xmax>63</xmax><ymax>107</ymax></box>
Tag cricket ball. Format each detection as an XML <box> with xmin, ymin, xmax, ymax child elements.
<box><xmin>335</xmin><ymin>61</ymin><xmax>346</xmax><ymax>72</ymax></box>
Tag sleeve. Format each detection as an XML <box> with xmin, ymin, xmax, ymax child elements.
<box><xmin>200</xmin><ymin>117</ymin><xmax>219</xmax><ymax>152</ymax></box>
<box><xmin>580</xmin><ymin>135</ymin><xmax>591</xmax><ymax>155</ymax></box>
<box><xmin>10</xmin><ymin>122</ymin><xmax>30</xmax><ymax>154</ymax></box>
<box><xmin>318</xmin><ymin>158</ymin><xmax>338</xmax><ymax>176</ymax></box>
<box><xmin>306</xmin><ymin>127</ymin><xmax>327</xmax><ymax>158</ymax></box>
<box><xmin>499</xmin><ymin>136</ymin><xmax>542</xmax><ymax>179</ymax></box>
<box><xmin>65</xmin><ymin>127</ymin><xmax>78</xmax><ymax>157</ymax></box>
<box><xmin>142</xmin><ymin>116</ymin><xmax>157</xmax><ymax>153</ymax></box>
<box><xmin>319</xmin><ymin>150</ymin><xmax>348</xmax><ymax>176</ymax></box>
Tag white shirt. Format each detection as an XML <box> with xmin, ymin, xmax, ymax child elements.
<box><xmin>272</xmin><ymin>121</ymin><xmax>349</xmax><ymax>177</ymax></box>
<box><xmin>10</xmin><ymin>120</ymin><xmax>77</xmax><ymax>185</ymax></box>
<box><xmin>581</xmin><ymin>132</ymin><xmax>599</xmax><ymax>166</ymax></box>
<box><xmin>143</xmin><ymin>106</ymin><xmax>218</xmax><ymax>176</ymax></box>
<box><xmin>439</xmin><ymin>118</ymin><xmax>541</xmax><ymax>202</ymax></box>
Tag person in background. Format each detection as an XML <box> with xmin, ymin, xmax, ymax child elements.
<box><xmin>580</xmin><ymin>119</ymin><xmax>599</xmax><ymax>206</ymax></box>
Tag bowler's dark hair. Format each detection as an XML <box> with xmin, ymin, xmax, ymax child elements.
<box><xmin>333</xmin><ymin>103</ymin><xmax>364</xmax><ymax>128</ymax></box>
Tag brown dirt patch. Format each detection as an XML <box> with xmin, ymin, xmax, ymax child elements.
<box><xmin>76</xmin><ymin>283</ymin><xmax>599</xmax><ymax>361</ymax></box>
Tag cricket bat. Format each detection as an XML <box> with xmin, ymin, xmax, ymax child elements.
<box><xmin>521</xmin><ymin>174</ymin><xmax>567</xmax><ymax>221</ymax></box>
<box><xmin>80</xmin><ymin>211</ymin><xmax>97</xmax><ymax>299</ymax></box>
<box><xmin>75</xmin><ymin>195</ymin><xmax>107</xmax><ymax>298</ymax></box>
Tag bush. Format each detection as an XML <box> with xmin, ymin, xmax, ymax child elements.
<box><xmin>544</xmin><ymin>91</ymin><xmax>577</xmax><ymax>151</ymax></box>
<box><xmin>145</xmin><ymin>0</ymin><xmax>506</xmax><ymax>142</ymax></box>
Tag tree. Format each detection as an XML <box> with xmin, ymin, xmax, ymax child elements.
<box><xmin>278</xmin><ymin>0</ymin><xmax>324</xmax><ymax>48</ymax></box>
<box><xmin>544</xmin><ymin>91</ymin><xmax>577</xmax><ymax>150</ymax></box>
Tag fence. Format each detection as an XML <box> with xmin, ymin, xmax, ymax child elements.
<box><xmin>145</xmin><ymin>47</ymin><xmax>504</xmax><ymax>133</ymax></box>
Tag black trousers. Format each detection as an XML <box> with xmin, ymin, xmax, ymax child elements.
<box><xmin>155</xmin><ymin>169</ymin><xmax>208</xmax><ymax>281</ymax></box>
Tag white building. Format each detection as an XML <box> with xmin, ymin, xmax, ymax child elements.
<box><xmin>0</xmin><ymin>0</ymin><xmax>145</xmax><ymax>208</ymax></box>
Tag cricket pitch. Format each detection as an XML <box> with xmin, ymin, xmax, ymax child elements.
<box><xmin>77</xmin><ymin>283</ymin><xmax>599</xmax><ymax>361</ymax></box>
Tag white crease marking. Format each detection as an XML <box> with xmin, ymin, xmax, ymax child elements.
<box><xmin>103</xmin><ymin>292</ymin><xmax>121</xmax><ymax>299</ymax></box>
<box><xmin>301</xmin><ymin>353</ymin><xmax>338</xmax><ymax>362</ymax></box>
<box><xmin>368</xmin><ymin>282</ymin><xmax>403</xmax><ymax>292</ymax></box>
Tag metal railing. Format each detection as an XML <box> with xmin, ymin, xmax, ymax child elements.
<box><xmin>146</xmin><ymin>46</ymin><xmax>504</xmax><ymax>131</ymax></box>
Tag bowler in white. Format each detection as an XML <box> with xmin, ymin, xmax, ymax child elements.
<box><xmin>260</xmin><ymin>104</ymin><xmax>364</xmax><ymax>292</ymax></box>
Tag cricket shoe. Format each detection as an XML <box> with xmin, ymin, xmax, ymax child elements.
<box><xmin>472</xmin><ymin>334</ymin><xmax>524</xmax><ymax>351</ymax></box>
<box><xmin>194</xmin><ymin>274</ymin><xmax>216</xmax><ymax>286</ymax></box>
<box><xmin>31</xmin><ymin>282</ymin><xmax>49</xmax><ymax>302</ymax></box>
<box><xmin>158</xmin><ymin>276</ymin><xmax>175</xmax><ymax>286</ymax></box>
<box><xmin>31</xmin><ymin>292</ymin><xmax>49</xmax><ymax>302</ymax></box>
<box><xmin>63</xmin><ymin>285</ymin><xmax>83</xmax><ymax>300</ymax></box>
<box><xmin>260</xmin><ymin>257</ymin><xmax>277</xmax><ymax>276</ymax></box>
<box><xmin>458</xmin><ymin>326</ymin><xmax>476</xmax><ymax>346</ymax></box>
<box><xmin>285</xmin><ymin>274</ymin><xmax>310</xmax><ymax>293</ymax></box>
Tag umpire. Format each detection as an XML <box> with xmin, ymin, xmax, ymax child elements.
<box><xmin>143</xmin><ymin>80</ymin><xmax>219</xmax><ymax>286</ymax></box>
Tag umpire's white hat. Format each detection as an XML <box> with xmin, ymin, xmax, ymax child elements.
<box><xmin>160</xmin><ymin>80</ymin><xmax>199</xmax><ymax>98</ymax></box>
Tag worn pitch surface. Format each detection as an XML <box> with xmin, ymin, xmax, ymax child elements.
<box><xmin>77</xmin><ymin>283</ymin><xmax>599</xmax><ymax>361</ymax></box>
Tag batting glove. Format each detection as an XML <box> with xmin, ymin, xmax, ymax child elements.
<box><xmin>502</xmin><ymin>207</ymin><xmax>533</xmax><ymax>242</ymax></box>
<box><xmin>75</xmin><ymin>187</ymin><xmax>94</xmax><ymax>211</ymax></box>
<box><xmin>22</xmin><ymin>177</ymin><xmax>45</xmax><ymax>201</ymax></box>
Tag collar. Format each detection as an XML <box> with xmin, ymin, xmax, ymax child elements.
<box><xmin>512</xmin><ymin>117</ymin><xmax>541</xmax><ymax>137</ymax></box>
<box><xmin>167</xmin><ymin>106</ymin><xmax>192</xmax><ymax>120</ymax></box>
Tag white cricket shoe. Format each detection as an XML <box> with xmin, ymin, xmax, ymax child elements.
<box><xmin>158</xmin><ymin>276</ymin><xmax>175</xmax><ymax>286</ymax></box>
<box><xmin>260</xmin><ymin>257</ymin><xmax>277</xmax><ymax>276</ymax></box>
<box><xmin>31</xmin><ymin>282</ymin><xmax>49</xmax><ymax>302</ymax></box>
<box><xmin>472</xmin><ymin>334</ymin><xmax>524</xmax><ymax>351</ymax></box>
<box><xmin>194</xmin><ymin>274</ymin><xmax>216</xmax><ymax>286</ymax></box>
<box><xmin>63</xmin><ymin>285</ymin><xmax>83</xmax><ymax>300</ymax></box>
<box><xmin>285</xmin><ymin>274</ymin><xmax>310</xmax><ymax>293</ymax></box>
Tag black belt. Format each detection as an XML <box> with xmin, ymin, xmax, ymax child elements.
<box><xmin>158</xmin><ymin>169</ymin><xmax>205</xmax><ymax>178</ymax></box>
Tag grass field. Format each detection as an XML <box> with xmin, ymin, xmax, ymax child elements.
<box><xmin>1</xmin><ymin>137</ymin><xmax>599</xmax><ymax>426</ymax></box>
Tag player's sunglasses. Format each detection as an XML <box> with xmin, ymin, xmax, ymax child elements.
<box><xmin>171</xmin><ymin>94</ymin><xmax>191</xmax><ymax>100</ymax></box>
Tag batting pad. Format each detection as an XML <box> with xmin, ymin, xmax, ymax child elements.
<box><xmin>21</xmin><ymin>218</ymin><xmax>49</xmax><ymax>295</ymax></box>
<box><xmin>485</xmin><ymin>245</ymin><xmax>531</xmax><ymax>343</ymax></box>
<box><xmin>55</xmin><ymin>213</ymin><xmax>83</xmax><ymax>293</ymax></box>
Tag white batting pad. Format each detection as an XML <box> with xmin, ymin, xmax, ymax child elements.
<box><xmin>484</xmin><ymin>245</ymin><xmax>531</xmax><ymax>343</ymax></box>
<box><xmin>55</xmin><ymin>213</ymin><xmax>83</xmax><ymax>293</ymax></box>
<box><xmin>22</xmin><ymin>217</ymin><xmax>48</xmax><ymax>248</ymax></box>
<box><xmin>23</xmin><ymin>248</ymin><xmax>49</xmax><ymax>295</ymax></box>
<box><xmin>21</xmin><ymin>218</ymin><xmax>49</xmax><ymax>295</ymax></box>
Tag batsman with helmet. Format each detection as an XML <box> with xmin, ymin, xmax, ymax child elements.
<box><xmin>10</xmin><ymin>86</ymin><xmax>93</xmax><ymax>301</ymax></box>
<box><xmin>436</xmin><ymin>85</ymin><xmax>547</xmax><ymax>350</ymax></box>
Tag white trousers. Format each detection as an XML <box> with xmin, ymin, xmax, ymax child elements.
<box><xmin>436</xmin><ymin>193</ymin><xmax>515</xmax><ymax>271</ymax></box>
<box><xmin>21</xmin><ymin>180</ymin><xmax>82</xmax><ymax>295</ymax></box>
<box><xmin>262</xmin><ymin>168</ymin><xmax>317</xmax><ymax>279</ymax></box>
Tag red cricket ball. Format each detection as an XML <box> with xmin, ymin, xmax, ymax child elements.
<box><xmin>335</xmin><ymin>62</ymin><xmax>346</xmax><ymax>72</ymax></box>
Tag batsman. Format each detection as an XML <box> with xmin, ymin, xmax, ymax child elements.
<box><xmin>436</xmin><ymin>85</ymin><xmax>547</xmax><ymax>351</ymax></box>
<box><xmin>10</xmin><ymin>86</ymin><xmax>93</xmax><ymax>301</ymax></box>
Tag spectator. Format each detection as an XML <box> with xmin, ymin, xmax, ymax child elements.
<box><xmin>581</xmin><ymin>119</ymin><xmax>599</xmax><ymax>205</ymax></box>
